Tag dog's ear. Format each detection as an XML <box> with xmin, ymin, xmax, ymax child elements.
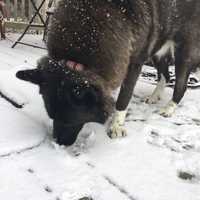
<box><xmin>16</xmin><ymin>69</ymin><xmax>43</xmax><ymax>85</ymax></box>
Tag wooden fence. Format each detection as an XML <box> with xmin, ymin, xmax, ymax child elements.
<box><xmin>5</xmin><ymin>0</ymin><xmax>49</xmax><ymax>23</ymax></box>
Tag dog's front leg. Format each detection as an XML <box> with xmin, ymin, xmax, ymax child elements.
<box><xmin>108</xmin><ymin>64</ymin><xmax>142</xmax><ymax>138</ymax></box>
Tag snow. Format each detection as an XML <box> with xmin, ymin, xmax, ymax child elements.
<box><xmin>0</xmin><ymin>34</ymin><xmax>200</xmax><ymax>200</ymax></box>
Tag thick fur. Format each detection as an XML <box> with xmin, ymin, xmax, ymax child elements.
<box><xmin>17</xmin><ymin>0</ymin><xmax>200</xmax><ymax>144</ymax></box>
<box><xmin>47</xmin><ymin>0</ymin><xmax>200</xmax><ymax>103</ymax></box>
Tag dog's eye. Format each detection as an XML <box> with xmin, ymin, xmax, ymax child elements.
<box><xmin>70</xmin><ymin>88</ymin><xmax>86</xmax><ymax>105</ymax></box>
<box><xmin>70</xmin><ymin>87</ymin><xmax>98</xmax><ymax>106</ymax></box>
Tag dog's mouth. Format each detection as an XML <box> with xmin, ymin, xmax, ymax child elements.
<box><xmin>53</xmin><ymin>120</ymin><xmax>84</xmax><ymax>146</ymax></box>
<box><xmin>53</xmin><ymin>113</ymin><xmax>106</xmax><ymax>146</ymax></box>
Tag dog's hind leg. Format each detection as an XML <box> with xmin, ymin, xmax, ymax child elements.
<box><xmin>145</xmin><ymin>55</ymin><xmax>171</xmax><ymax>104</ymax></box>
<box><xmin>108</xmin><ymin>64</ymin><xmax>142</xmax><ymax>138</ymax></box>
<box><xmin>145</xmin><ymin>73</ymin><xmax>166</xmax><ymax>104</ymax></box>
<box><xmin>195</xmin><ymin>67</ymin><xmax>200</xmax><ymax>80</ymax></box>
<box><xmin>159</xmin><ymin>42</ymin><xmax>195</xmax><ymax>117</ymax></box>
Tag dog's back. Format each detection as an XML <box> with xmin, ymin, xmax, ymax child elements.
<box><xmin>47</xmin><ymin>0</ymin><xmax>137</xmax><ymax>89</ymax></box>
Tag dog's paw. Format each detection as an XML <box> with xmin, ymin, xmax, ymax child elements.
<box><xmin>108</xmin><ymin>124</ymin><xmax>127</xmax><ymax>139</ymax></box>
<box><xmin>159</xmin><ymin>100</ymin><xmax>177</xmax><ymax>117</ymax></box>
<box><xmin>145</xmin><ymin>74</ymin><xmax>166</xmax><ymax>104</ymax></box>
<box><xmin>145</xmin><ymin>94</ymin><xmax>161</xmax><ymax>104</ymax></box>
<box><xmin>107</xmin><ymin>110</ymin><xmax>127</xmax><ymax>139</ymax></box>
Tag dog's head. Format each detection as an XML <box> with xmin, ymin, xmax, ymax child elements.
<box><xmin>16</xmin><ymin>56</ymin><xmax>114</xmax><ymax>145</ymax></box>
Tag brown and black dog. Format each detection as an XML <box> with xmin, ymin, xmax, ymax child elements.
<box><xmin>17</xmin><ymin>0</ymin><xmax>200</xmax><ymax>145</ymax></box>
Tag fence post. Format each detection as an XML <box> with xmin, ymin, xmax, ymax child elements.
<box><xmin>21</xmin><ymin>0</ymin><xmax>25</xmax><ymax>21</ymax></box>
<box><xmin>13</xmin><ymin>0</ymin><xmax>17</xmax><ymax>21</ymax></box>
<box><xmin>5</xmin><ymin>0</ymin><xmax>10</xmax><ymax>19</ymax></box>
<box><xmin>28</xmin><ymin>0</ymin><xmax>33</xmax><ymax>22</ymax></box>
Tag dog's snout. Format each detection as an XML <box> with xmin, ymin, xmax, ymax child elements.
<box><xmin>53</xmin><ymin>120</ymin><xmax>84</xmax><ymax>146</ymax></box>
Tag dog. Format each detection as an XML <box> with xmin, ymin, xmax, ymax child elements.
<box><xmin>16</xmin><ymin>0</ymin><xmax>200</xmax><ymax>145</ymax></box>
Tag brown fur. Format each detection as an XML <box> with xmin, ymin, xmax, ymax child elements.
<box><xmin>47</xmin><ymin>0</ymin><xmax>150</xmax><ymax>90</ymax></box>
<box><xmin>16</xmin><ymin>0</ymin><xmax>200</xmax><ymax>145</ymax></box>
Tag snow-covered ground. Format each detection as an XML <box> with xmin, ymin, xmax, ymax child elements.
<box><xmin>0</xmin><ymin>34</ymin><xmax>200</xmax><ymax>200</ymax></box>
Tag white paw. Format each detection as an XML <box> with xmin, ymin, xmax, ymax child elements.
<box><xmin>159</xmin><ymin>100</ymin><xmax>177</xmax><ymax>117</ymax></box>
<box><xmin>108</xmin><ymin>124</ymin><xmax>127</xmax><ymax>139</ymax></box>
<box><xmin>108</xmin><ymin>110</ymin><xmax>127</xmax><ymax>139</ymax></box>
<box><xmin>145</xmin><ymin>94</ymin><xmax>161</xmax><ymax>104</ymax></box>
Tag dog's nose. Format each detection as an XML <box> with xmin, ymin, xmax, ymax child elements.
<box><xmin>53</xmin><ymin>120</ymin><xmax>84</xmax><ymax>146</ymax></box>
